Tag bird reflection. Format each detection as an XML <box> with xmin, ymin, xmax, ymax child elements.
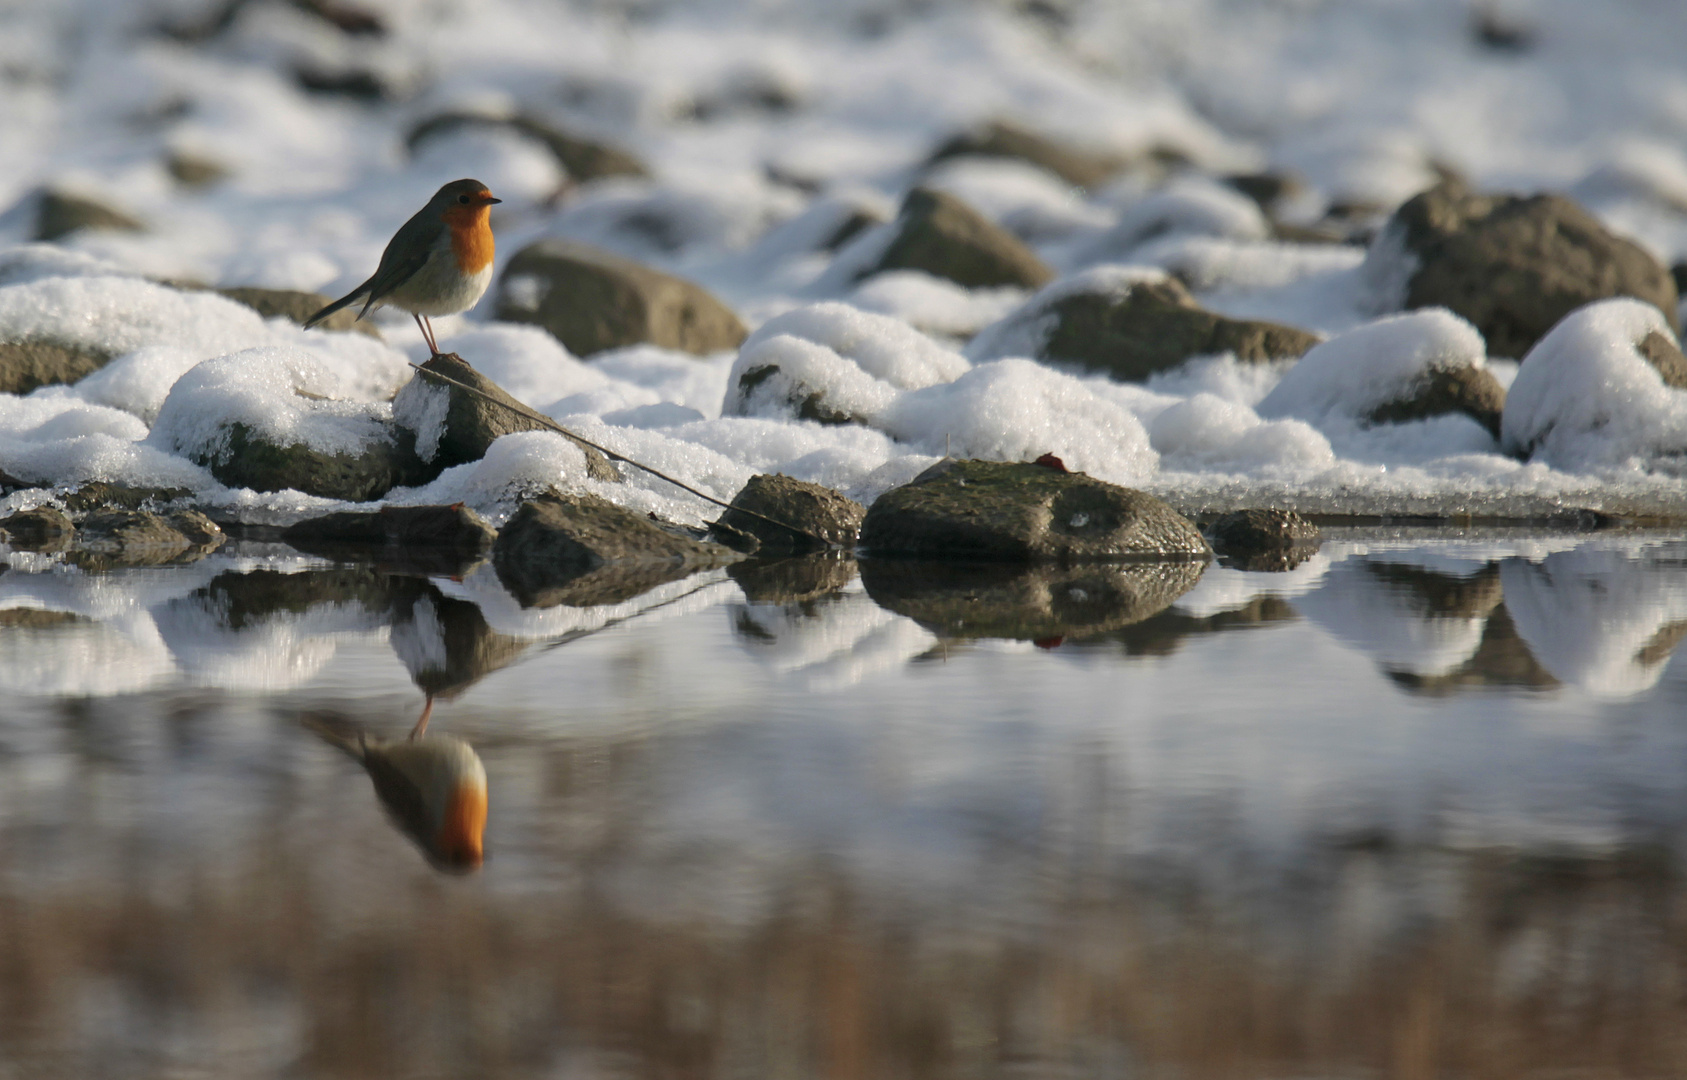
<box><xmin>302</xmin><ymin>697</ymin><xmax>487</xmax><ymax>874</ymax></box>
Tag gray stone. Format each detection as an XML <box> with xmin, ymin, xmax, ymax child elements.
<box><xmin>396</xmin><ymin>353</ymin><xmax>621</xmax><ymax>481</ymax></box>
<box><xmin>61</xmin><ymin>481</ymin><xmax>193</xmax><ymax>513</ymax></box>
<box><xmin>925</xmin><ymin>120</ymin><xmax>1127</xmax><ymax>190</ymax></box>
<box><xmin>406</xmin><ymin>112</ymin><xmax>649</xmax><ymax>182</ymax></box>
<box><xmin>711</xmin><ymin>473</ymin><xmax>865</xmax><ymax>554</ymax></box>
<box><xmin>165</xmin><ymin>150</ymin><xmax>230</xmax><ymax>188</ymax></box>
<box><xmin>283</xmin><ymin>504</ymin><xmax>496</xmax><ymax>563</ymax></box>
<box><xmin>1381</xmin><ymin>180</ymin><xmax>1679</xmax><ymax>358</ymax></box>
<box><xmin>1637</xmin><ymin>329</ymin><xmax>1687</xmax><ymax>390</ymax></box>
<box><xmin>202</xmin><ymin>420</ymin><xmax>428</xmax><ymax>503</ymax></box>
<box><xmin>858</xmin><ymin>188</ymin><xmax>1054</xmax><ymax>290</ymax></box>
<box><xmin>976</xmin><ymin>277</ymin><xmax>1319</xmax><ymax>382</ymax></box>
<box><xmin>0</xmin><ymin>341</ymin><xmax>113</xmax><ymax>395</ymax></box>
<box><xmin>859</xmin><ymin>559</ymin><xmax>1205</xmax><ymax>641</ymax></box>
<box><xmin>1208</xmin><ymin>509</ymin><xmax>1320</xmax><ymax>560</ymax></box>
<box><xmin>70</xmin><ymin>510</ymin><xmax>221</xmax><ymax>568</ymax></box>
<box><xmin>214</xmin><ymin>286</ymin><xmax>382</xmax><ymax>338</ymax></box>
<box><xmin>1365</xmin><ymin>364</ymin><xmax>1508</xmax><ymax>437</ymax></box>
<box><xmin>34</xmin><ymin>189</ymin><xmax>145</xmax><ymax>242</ymax></box>
<box><xmin>492</xmin><ymin>491</ymin><xmax>734</xmax><ymax>608</ymax></box>
<box><xmin>495</xmin><ymin>240</ymin><xmax>747</xmax><ymax>356</ymax></box>
<box><xmin>0</xmin><ymin>507</ymin><xmax>74</xmax><ymax>552</ymax></box>
<box><xmin>860</xmin><ymin>458</ymin><xmax>1210</xmax><ymax>562</ymax></box>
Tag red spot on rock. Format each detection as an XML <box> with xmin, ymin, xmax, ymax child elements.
<box><xmin>1033</xmin><ymin>453</ymin><xmax>1068</xmax><ymax>472</ymax></box>
<box><xmin>1033</xmin><ymin>635</ymin><xmax>1064</xmax><ymax>650</ymax></box>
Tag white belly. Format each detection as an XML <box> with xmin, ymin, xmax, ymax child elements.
<box><xmin>383</xmin><ymin>242</ymin><xmax>494</xmax><ymax>317</ymax></box>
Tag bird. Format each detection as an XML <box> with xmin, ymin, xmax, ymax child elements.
<box><xmin>302</xmin><ymin>698</ymin><xmax>488</xmax><ymax>873</ymax></box>
<box><xmin>304</xmin><ymin>178</ymin><xmax>501</xmax><ymax>357</ymax></box>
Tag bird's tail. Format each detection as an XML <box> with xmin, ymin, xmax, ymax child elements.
<box><xmin>303</xmin><ymin>286</ymin><xmax>368</xmax><ymax>329</ymax></box>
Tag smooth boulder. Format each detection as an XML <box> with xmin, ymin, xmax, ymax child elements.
<box><xmin>283</xmin><ymin>504</ymin><xmax>497</xmax><ymax>569</ymax></box>
<box><xmin>1365</xmin><ymin>364</ymin><xmax>1507</xmax><ymax>437</ymax></box>
<box><xmin>34</xmin><ymin>189</ymin><xmax>145</xmax><ymax>241</ymax></box>
<box><xmin>855</xmin><ymin>188</ymin><xmax>1054</xmax><ymax>290</ymax></box>
<box><xmin>970</xmin><ymin>275</ymin><xmax>1318</xmax><ymax>381</ymax></box>
<box><xmin>0</xmin><ymin>341</ymin><xmax>113</xmax><ymax>395</ymax></box>
<box><xmin>206</xmin><ymin>420</ymin><xmax>428</xmax><ymax>503</ymax></box>
<box><xmin>495</xmin><ymin>240</ymin><xmax>747</xmax><ymax>356</ymax></box>
<box><xmin>860</xmin><ymin>458</ymin><xmax>1210</xmax><ymax>562</ymax></box>
<box><xmin>1374</xmin><ymin>180</ymin><xmax>1679</xmax><ymax>357</ymax></box>
<box><xmin>1207</xmin><ymin>509</ymin><xmax>1321</xmax><ymax>571</ymax></box>
<box><xmin>492</xmin><ymin>491</ymin><xmax>734</xmax><ymax>608</ymax></box>
<box><xmin>394</xmin><ymin>353</ymin><xmax>620</xmax><ymax>481</ymax></box>
<box><xmin>711</xmin><ymin>473</ymin><xmax>864</xmax><ymax>554</ymax></box>
<box><xmin>925</xmin><ymin>120</ymin><xmax>1127</xmax><ymax>189</ymax></box>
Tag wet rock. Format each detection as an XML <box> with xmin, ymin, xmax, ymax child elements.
<box><xmin>214</xmin><ymin>286</ymin><xmax>382</xmax><ymax>338</ymax></box>
<box><xmin>711</xmin><ymin>474</ymin><xmax>864</xmax><ymax>554</ymax></box>
<box><xmin>283</xmin><ymin>504</ymin><xmax>497</xmax><ymax>568</ymax></box>
<box><xmin>0</xmin><ymin>507</ymin><xmax>75</xmax><ymax>552</ymax></box>
<box><xmin>0</xmin><ymin>340</ymin><xmax>114</xmax><ymax>395</ymax></box>
<box><xmin>1208</xmin><ymin>509</ymin><xmax>1320</xmax><ymax>556</ymax></box>
<box><xmin>1365</xmin><ymin>363</ymin><xmax>1508</xmax><ymax>437</ymax></box>
<box><xmin>1372</xmin><ymin>179</ymin><xmax>1679</xmax><ymax>357</ymax></box>
<box><xmin>856</xmin><ymin>188</ymin><xmax>1054</xmax><ymax>290</ymax></box>
<box><xmin>188</xmin><ymin>567</ymin><xmax>397</xmax><ymax>626</ymax></box>
<box><xmin>0</xmin><ymin>608</ymin><xmax>85</xmax><ymax>629</ymax></box>
<box><xmin>393</xmin><ymin>353</ymin><xmax>620</xmax><ymax>481</ymax></box>
<box><xmin>204</xmin><ymin>421</ymin><xmax>427</xmax><ymax>503</ymax></box>
<box><xmin>860</xmin><ymin>458</ymin><xmax>1210</xmax><ymax>562</ymax></box>
<box><xmin>492</xmin><ymin>491</ymin><xmax>734</xmax><ymax>608</ymax></box>
<box><xmin>34</xmin><ymin>189</ymin><xmax>146</xmax><ymax>242</ymax></box>
<box><xmin>495</xmin><ymin>240</ymin><xmax>746</xmax><ymax>356</ymax></box>
<box><xmin>969</xmin><ymin>274</ymin><xmax>1318</xmax><ymax>382</ymax></box>
<box><xmin>69</xmin><ymin>509</ymin><xmax>222</xmax><ymax>568</ymax></box>
<box><xmin>406</xmin><ymin>112</ymin><xmax>649</xmax><ymax>183</ymax></box>
<box><xmin>60</xmin><ymin>481</ymin><xmax>193</xmax><ymax>513</ymax></box>
<box><xmin>165</xmin><ymin>149</ymin><xmax>230</xmax><ymax>188</ymax></box>
<box><xmin>925</xmin><ymin>119</ymin><xmax>1127</xmax><ymax>190</ymax></box>
<box><xmin>728</xmin><ymin>553</ymin><xmax>858</xmax><ymax>604</ymax></box>
<box><xmin>168</xmin><ymin>510</ymin><xmax>225</xmax><ymax>547</ymax></box>
<box><xmin>860</xmin><ymin>558</ymin><xmax>1205</xmax><ymax>641</ymax></box>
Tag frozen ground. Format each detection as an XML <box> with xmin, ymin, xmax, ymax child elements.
<box><xmin>3</xmin><ymin>0</ymin><xmax>1687</xmax><ymax>525</ymax></box>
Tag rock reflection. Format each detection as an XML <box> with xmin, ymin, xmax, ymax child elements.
<box><xmin>1295</xmin><ymin>558</ymin><xmax>1503</xmax><ymax>680</ymax></box>
<box><xmin>302</xmin><ymin>704</ymin><xmax>487</xmax><ymax>873</ymax></box>
<box><xmin>859</xmin><ymin>558</ymin><xmax>1205</xmax><ymax>641</ymax></box>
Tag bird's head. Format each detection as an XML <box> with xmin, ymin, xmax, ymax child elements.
<box><xmin>434</xmin><ymin>178</ymin><xmax>501</xmax><ymax>226</ymax></box>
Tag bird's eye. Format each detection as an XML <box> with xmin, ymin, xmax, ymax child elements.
<box><xmin>457</xmin><ymin>194</ymin><xmax>471</xmax><ymax>204</ymax></box>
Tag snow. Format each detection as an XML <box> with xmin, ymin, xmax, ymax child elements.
<box><xmin>0</xmin><ymin>0</ymin><xmax>1681</xmax><ymax>523</ymax></box>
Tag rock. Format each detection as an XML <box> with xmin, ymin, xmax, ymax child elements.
<box><xmin>394</xmin><ymin>353</ymin><xmax>621</xmax><ymax>481</ymax></box>
<box><xmin>69</xmin><ymin>509</ymin><xmax>221</xmax><ymax>568</ymax></box>
<box><xmin>1373</xmin><ymin>179</ymin><xmax>1679</xmax><ymax>357</ymax></box>
<box><xmin>0</xmin><ymin>340</ymin><xmax>114</xmax><ymax>395</ymax></box>
<box><xmin>282</xmin><ymin>504</ymin><xmax>496</xmax><ymax>567</ymax></box>
<box><xmin>1365</xmin><ymin>363</ymin><xmax>1508</xmax><ymax>437</ymax></box>
<box><xmin>856</xmin><ymin>188</ymin><xmax>1054</xmax><ymax>290</ymax></box>
<box><xmin>184</xmin><ymin>567</ymin><xmax>397</xmax><ymax>628</ymax></box>
<box><xmin>710</xmin><ymin>474</ymin><xmax>864</xmax><ymax>554</ymax></box>
<box><xmin>407</xmin><ymin>112</ymin><xmax>649</xmax><ymax>182</ymax></box>
<box><xmin>492</xmin><ymin>491</ymin><xmax>735</xmax><ymax>608</ymax></box>
<box><xmin>925</xmin><ymin>119</ymin><xmax>1127</xmax><ymax>189</ymax></box>
<box><xmin>168</xmin><ymin>510</ymin><xmax>225</xmax><ymax>547</ymax></box>
<box><xmin>205</xmin><ymin>420</ymin><xmax>428</xmax><ymax>503</ymax></box>
<box><xmin>214</xmin><ymin>286</ymin><xmax>382</xmax><ymax>338</ymax></box>
<box><xmin>1636</xmin><ymin>329</ymin><xmax>1687</xmax><ymax>389</ymax></box>
<box><xmin>969</xmin><ymin>273</ymin><xmax>1319</xmax><ymax>381</ymax></box>
<box><xmin>1207</xmin><ymin>509</ymin><xmax>1321</xmax><ymax>571</ymax></box>
<box><xmin>60</xmin><ymin>481</ymin><xmax>193</xmax><ymax>513</ymax></box>
<box><xmin>727</xmin><ymin>553</ymin><xmax>858</xmax><ymax>604</ymax></box>
<box><xmin>0</xmin><ymin>507</ymin><xmax>75</xmax><ymax>552</ymax></box>
<box><xmin>165</xmin><ymin>149</ymin><xmax>230</xmax><ymax>188</ymax></box>
<box><xmin>34</xmin><ymin>189</ymin><xmax>145</xmax><ymax>241</ymax></box>
<box><xmin>495</xmin><ymin>240</ymin><xmax>747</xmax><ymax>356</ymax></box>
<box><xmin>1222</xmin><ymin>171</ymin><xmax>1307</xmax><ymax>213</ymax></box>
<box><xmin>293</xmin><ymin>65</ymin><xmax>389</xmax><ymax>101</ymax></box>
<box><xmin>859</xmin><ymin>559</ymin><xmax>1205</xmax><ymax>641</ymax></box>
<box><xmin>860</xmin><ymin>458</ymin><xmax>1210</xmax><ymax>562</ymax></box>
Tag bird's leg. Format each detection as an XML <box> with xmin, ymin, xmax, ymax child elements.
<box><xmin>414</xmin><ymin>313</ymin><xmax>441</xmax><ymax>357</ymax></box>
<box><xmin>410</xmin><ymin>694</ymin><xmax>434</xmax><ymax>740</ymax></box>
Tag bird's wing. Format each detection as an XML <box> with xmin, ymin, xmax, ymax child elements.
<box><xmin>355</xmin><ymin>207</ymin><xmax>442</xmax><ymax>318</ymax></box>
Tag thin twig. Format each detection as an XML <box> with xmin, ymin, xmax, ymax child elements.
<box><xmin>407</xmin><ymin>359</ymin><xmax>837</xmax><ymax>549</ymax></box>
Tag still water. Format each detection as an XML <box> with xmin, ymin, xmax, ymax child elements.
<box><xmin>3</xmin><ymin>530</ymin><xmax>1687</xmax><ymax>1079</ymax></box>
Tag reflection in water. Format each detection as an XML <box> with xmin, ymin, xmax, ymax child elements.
<box><xmin>5</xmin><ymin>536</ymin><xmax>1687</xmax><ymax>1074</ymax></box>
<box><xmin>302</xmin><ymin>703</ymin><xmax>488</xmax><ymax>873</ymax></box>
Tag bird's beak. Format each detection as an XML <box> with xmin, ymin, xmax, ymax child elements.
<box><xmin>483</xmin><ymin>195</ymin><xmax>502</xmax><ymax>205</ymax></box>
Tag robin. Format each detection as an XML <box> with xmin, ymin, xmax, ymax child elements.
<box><xmin>305</xmin><ymin>178</ymin><xmax>501</xmax><ymax>356</ymax></box>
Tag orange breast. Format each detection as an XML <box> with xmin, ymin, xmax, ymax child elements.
<box><xmin>442</xmin><ymin>205</ymin><xmax>495</xmax><ymax>275</ymax></box>
<box><xmin>436</xmin><ymin>780</ymin><xmax>487</xmax><ymax>869</ymax></box>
